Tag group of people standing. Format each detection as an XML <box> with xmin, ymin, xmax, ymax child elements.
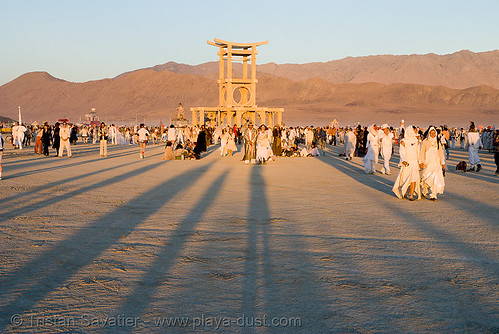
<box><xmin>392</xmin><ymin>125</ymin><xmax>447</xmax><ymax>201</ymax></box>
<box><xmin>1</xmin><ymin>118</ymin><xmax>498</xmax><ymax>195</ymax></box>
<box><xmin>29</xmin><ymin>121</ymin><xmax>74</xmax><ymax>158</ymax></box>
<box><xmin>355</xmin><ymin>121</ymin><xmax>495</xmax><ymax>201</ymax></box>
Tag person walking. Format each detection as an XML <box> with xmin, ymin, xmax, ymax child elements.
<box><xmin>41</xmin><ymin>123</ymin><xmax>52</xmax><ymax>156</ymax></box>
<box><xmin>363</xmin><ymin>125</ymin><xmax>379</xmax><ymax>174</ymax></box>
<box><xmin>393</xmin><ymin>126</ymin><xmax>421</xmax><ymax>201</ymax></box>
<box><xmin>99</xmin><ymin>122</ymin><xmax>109</xmax><ymax>157</ymax></box>
<box><xmin>419</xmin><ymin>126</ymin><xmax>446</xmax><ymax>201</ymax></box>
<box><xmin>137</xmin><ymin>123</ymin><xmax>150</xmax><ymax>159</ymax></box>
<box><xmin>467</xmin><ymin>122</ymin><xmax>482</xmax><ymax>172</ymax></box>
<box><xmin>379</xmin><ymin>124</ymin><xmax>393</xmax><ymax>174</ymax></box>
<box><xmin>58</xmin><ymin>121</ymin><xmax>72</xmax><ymax>158</ymax></box>
<box><xmin>34</xmin><ymin>126</ymin><xmax>43</xmax><ymax>154</ymax></box>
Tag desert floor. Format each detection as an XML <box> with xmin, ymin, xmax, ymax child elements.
<box><xmin>0</xmin><ymin>141</ymin><xmax>498</xmax><ymax>333</ymax></box>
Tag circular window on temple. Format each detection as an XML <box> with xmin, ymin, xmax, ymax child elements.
<box><xmin>232</xmin><ymin>86</ymin><xmax>251</xmax><ymax>106</ymax></box>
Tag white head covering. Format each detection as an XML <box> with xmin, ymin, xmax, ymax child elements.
<box><xmin>426</xmin><ymin>126</ymin><xmax>438</xmax><ymax>146</ymax></box>
<box><xmin>403</xmin><ymin>125</ymin><xmax>418</xmax><ymax>144</ymax></box>
<box><xmin>381</xmin><ymin>123</ymin><xmax>389</xmax><ymax>129</ymax></box>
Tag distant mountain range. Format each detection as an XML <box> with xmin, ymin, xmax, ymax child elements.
<box><xmin>1</xmin><ymin>50</ymin><xmax>498</xmax><ymax>125</ymax></box>
<box><xmin>131</xmin><ymin>50</ymin><xmax>499</xmax><ymax>89</ymax></box>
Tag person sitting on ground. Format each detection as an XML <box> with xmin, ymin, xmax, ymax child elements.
<box><xmin>308</xmin><ymin>143</ymin><xmax>320</xmax><ymax>157</ymax></box>
<box><xmin>184</xmin><ymin>139</ymin><xmax>197</xmax><ymax>160</ymax></box>
<box><xmin>175</xmin><ymin>143</ymin><xmax>188</xmax><ymax>160</ymax></box>
<box><xmin>162</xmin><ymin>141</ymin><xmax>175</xmax><ymax>160</ymax></box>
<box><xmin>282</xmin><ymin>143</ymin><xmax>299</xmax><ymax>157</ymax></box>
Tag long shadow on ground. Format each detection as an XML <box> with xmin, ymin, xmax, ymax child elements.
<box><xmin>0</xmin><ymin>161</ymin><xmax>214</xmax><ymax>331</ymax></box>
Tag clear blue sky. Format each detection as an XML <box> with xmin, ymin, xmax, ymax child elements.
<box><xmin>1</xmin><ymin>0</ymin><xmax>498</xmax><ymax>85</ymax></box>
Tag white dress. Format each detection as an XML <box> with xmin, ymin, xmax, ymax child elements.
<box><xmin>256</xmin><ymin>132</ymin><xmax>271</xmax><ymax>162</ymax></box>
<box><xmin>379</xmin><ymin>131</ymin><xmax>394</xmax><ymax>173</ymax></box>
<box><xmin>420</xmin><ymin>137</ymin><xmax>445</xmax><ymax>199</ymax></box>
<box><xmin>393</xmin><ymin>128</ymin><xmax>421</xmax><ymax>199</ymax></box>
<box><xmin>363</xmin><ymin>128</ymin><xmax>379</xmax><ymax>174</ymax></box>
<box><xmin>225</xmin><ymin>133</ymin><xmax>237</xmax><ymax>152</ymax></box>
<box><xmin>345</xmin><ymin>131</ymin><xmax>356</xmax><ymax>159</ymax></box>
<box><xmin>219</xmin><ymin>132</ymin><xmax>229</xmax><ymax>155</ymax></box>
<box><xmin>467</xmin><ymin>131</ymin><xmax>482</xmax><ymax>167</ymax></box>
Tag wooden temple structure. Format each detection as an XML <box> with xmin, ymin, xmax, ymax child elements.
<box><xmin>191</xmin><ymin>38</ymin><xmax>284</xmax><ymax>127</ymax></box>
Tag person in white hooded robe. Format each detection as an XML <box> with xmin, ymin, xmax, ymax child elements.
<box><xmin>363</xmin><ymin>125</ymin><xmax>379</xmax><ymax>174</ymax></box>
<box><xmin>379</xmin><ymin>124</ymin><xmax>394</xmax><ymax>174</ymax></box>
<box><xmin>419</xmin><ymin>126</ymin><xmax>446</xmax><ymax>200</ymax></box>
<box><xmin>219</xmin><ymin>128</ymin><xmax>228</xmax><ymax>156</ymax></box>
<box><xmin>344</xmin><ymin>128</ymin><xmax>356</xmax><ymax>160</ymax></box>
<box><xmin>393</xmin><ymin>125</ymin><xmax>421</xmax><ymax>201</ymax></box>
<box><xmin>467</xmin><ymin>122</ymin><xmax>482</xmax><ymax>172</ymax></box>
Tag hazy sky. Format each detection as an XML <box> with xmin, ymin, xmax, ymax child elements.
<box><xmin>1</xmin><ymin>0</ymin><xmax>498</xmax><ymax>85</ymax></box>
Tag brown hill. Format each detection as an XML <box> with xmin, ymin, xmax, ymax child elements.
<box><xmin>134</xmin><ymin>50</ymin><xmax>499</xmax><ymax>90</ymax></box>
<box><xmin>1</xmin><ymin>68</ymin><xmax>498</xmax><ymax>126</ymax></box>
<box><xmin>258</xmin><ymin>50</ymin><xmax>499</xmax><ymax>89</ymax></box>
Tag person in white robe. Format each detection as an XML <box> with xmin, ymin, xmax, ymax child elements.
<box><xmin>116</xmin><ymin>128</ymin><xmax>128</xmax><ymax>145</ymax></box>
<box><xmin>305</xmin><ymin>127</ymin><xmax>314</xmax><ymax>150</ymax></box>
<box><xmin>167</xmin><ymin>125</ymin><xmax>176</xmax><ymax>145</ymax></box>
<box><xmin>344</xmin><ymin>128</ymin><xmax>356</xmax><ymax>160</ymax></box>
<box><xmin>224</xmin><ymin>130</ymin><xmax>237</xmax><ymax>157</ymax></box>
<box><xmin>467</xmin><ymin>122</ymin><xmax>482</xmax><ymax>172</ymax></box>
<box><xmin>363</xmin><ymin>125</ymin><xmax>379</xmax><ymax>174</ymax></box>
<box><xmin>11</xmin><ymin>123</ymin><xmax>19</xmax><ymax>148</ymax></box>
<box><xmin>458</xmin><ymin>128</ymin><xmax>466</xmax><ymax>149</ymax></box>
<box><xmin>213</xmin><ymin>126</ymin><xmax>222</xmax><ymax>145</ymax></box>
<box><xmin>308</xmin><ymin>145</ymin><xmax>320</xmax><ymax>156</ymax></box>
<box><xmin>419</xmin><ymin>127</ymin><xmax>446</xmax><ymax>200</ymax></box>
<box><xmin>14</xmin><ymin>123</ymin><xmax>27</xmax><ymax>149</ymax></box>
<box><xmin>92</xmin><ymin>126</ymin><xmax>98</xmax><ymax>144</ymax></box>
<box><xmin>256</xmin><ymin>125</ymin><xmax>271</xmax><ymax>164</ymax></box>
<box><xmin>80</xmin><ymin>126</ymin><xmax>89</xmax><ymax>144</ymax></box>
<box><xmin>109</xmin><ymin>125</ymin><xmax>117</xmax><ymax>145</ymax></box>
<box><xmin>393</xmin><ymin>125</ymin><xmax>421</xmax><ymax>201</ymax></box>
<box><xmin>288</xmin><ymin>127</ymin><xmax>296</xmax><ymax>145</ymax></box>
<box><xmin>379</xmin><ymin>124</ymin><xmax>394</xmax><ymax>174</ymax></box>
<box><xmin>125</xmin><ymin>128</ymin><xmax>131</xmax><ymax>144</ymax></box>
<box><xmin>219</xmin><ymin>128</ymin><xmax>228</xmax><ymax>156</ymax></box>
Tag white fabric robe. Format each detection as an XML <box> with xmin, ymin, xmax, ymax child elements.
<box><xmin>344</xmin><ymin>131</ymin><xmax>356</xmax><ymax>159</ymax></box>
<box><xmin>219</xmin><ymin>132</ymin><xmax>229</xmax><ymax>155</ymax></box>
<box><xmin>379</xmin><ymin>131</ymin><xmax>393</xmax><ymax>173</ymax></box>
<box><xmin>420</xmin><ymin>136</ymin><xmax>445</xmax><ymax>199</ymax></box>
<box><xmin>363</xmin><ymin>128</ymin><xmax>379</xmax><ymax>173</ymax></box>
<box><xmin>393</xmin><ymin>127</ymin><xmax>421</xmax><ymax>199</ymax></box>
<box><xmin>256</xmin><ymin>132</ymin><xmax>271</xmax><ymax>162</ymax></box>
<box><xmin>467</xmin><ymin>131</ymin><xmax>482</xmax><ymax>167</ymax></box>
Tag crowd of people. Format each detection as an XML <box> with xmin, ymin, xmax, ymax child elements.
<box><xmin>1</xmin><ymin>119</ymin><xmax>498</xmax><ymax>201</ymax></box>
<box><xmin>340</xmin><ymin>120</ymin><xmax>498</xmax><ymax>200</ymax></box>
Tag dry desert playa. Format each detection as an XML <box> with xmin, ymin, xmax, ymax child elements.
<box><xmin>0</xmin><ymin>141</ymin><xmax>498</xmax><ymax>332</ymax></box>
